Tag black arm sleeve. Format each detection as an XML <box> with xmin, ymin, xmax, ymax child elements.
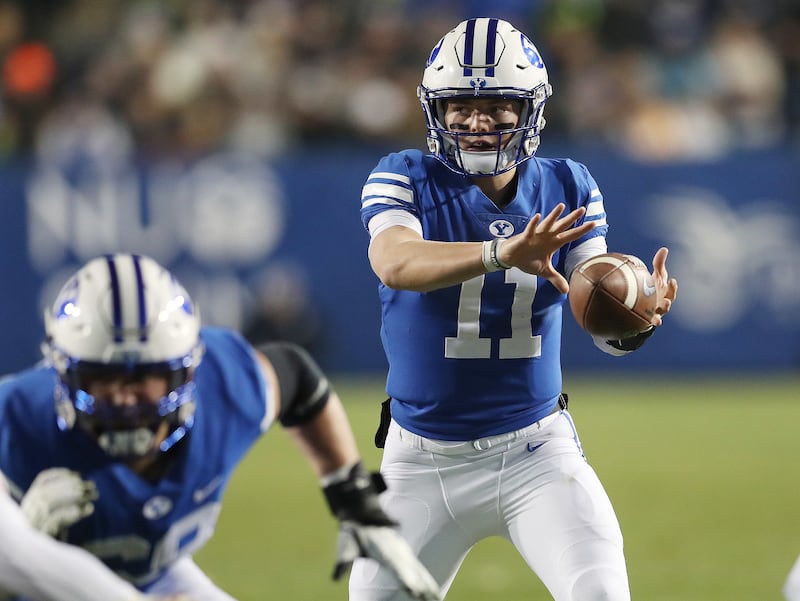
<box><xmin>257</xmin><ymin>342</ymin><xmax>331</xmax><ymax>427</ymax></box>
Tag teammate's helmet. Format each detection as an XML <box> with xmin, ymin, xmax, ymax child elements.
<box><xmin>418</xmin><ymin>18</ymin><xmax>552</xmax><ymax>176</ymax></box>
<box><xmin>42</xmin><ymin>254</ymin><xmax>204</xmax><ymax>460</ymax></box>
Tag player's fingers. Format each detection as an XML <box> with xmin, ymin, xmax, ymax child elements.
<box><xmin>525</xmin><ymin>213</ymin><xmax>542</xmax><ymax>232</ymax></box>
<box><xmin>78</xmin><ymin>500</ymin><xmax>95</xmax><ymax>520</ymax></box>
<box><xmin>651</xmin><ymin>246</ymin><xmax>669</xmax><ymax>274</ymax></box>
<box><xmin>552</xmin><ymin>206</ymin><xmax>587</xmax><ymax>232</ymax></box>
<box><xmin>557</xmin><ymin>221</ymin><xmax>596</xmax><ymax>245</ymax></box>
<box><xmin>332</xmin><ymin>560</ymin><xmax>353</xmax><ymax>581</ymax></box>
<box><xmin>82</xmin><ymin>480</ymin><xmax>99</xmax><ymax>502</ymax></box>
<box><xmin>537</xmin><ymin>203</ymin><xmax>566</xmax><ymax>229</ymax></box>
<box><xmin>655</xmin><ymin>280</ymin><xmax>678</xmax><ymax>317</ymax></box>
<box><xmin>668</xmin><ymin>278</ymin><xmax>678</xmax><ymax>302</ymax></box>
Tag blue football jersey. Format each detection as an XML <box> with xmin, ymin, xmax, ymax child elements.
<box><xmin>361</xmin><ymin>150</ymin><xmax>608</xmax><ymax>440</ymax></box>
<box><xmin>0</xmin><ymin>326</ymin><xmax>274</xmax><ymax>587</ymax></box>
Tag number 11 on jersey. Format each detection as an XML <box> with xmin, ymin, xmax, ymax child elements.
<box><xmin>445</xmin><ymin>270</ymin><xmax>542</xmax><ymax>360</ymax></box>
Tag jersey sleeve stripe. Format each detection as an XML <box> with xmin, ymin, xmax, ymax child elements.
<box><xmin>584</xmin><ymin>196</ymin><xmax>607</xmax><ymax>226</ymax></box>
<box><xmin>585</xmin><ymin>198</ymin><xmax>605</xmax><ymax>215</ymax></box>
<box><xmin>361</xmin><ymin>183</ymin><xmax>414</xmax><ymax>208</ymax></box>
<box><xmin>369</xmin><ymin>172</ymin><xmax>411</xmax><ymax>185</ymax></box>
<box><xmin>362</xmin><ymin>182</ymin><xmax>413</xmax><ymax>200</ymax></box>
<box><xmin>362</xmin><ymin>196</ymin><xmax>407</xmax><ymax>209</ymax></box>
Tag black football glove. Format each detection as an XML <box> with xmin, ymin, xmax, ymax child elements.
<box><xmin>323</xmin><ymin>462</ymin><xmax>440</xmax><ymax>601</ymax></box>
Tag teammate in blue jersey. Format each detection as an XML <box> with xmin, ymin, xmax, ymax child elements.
<box><xmin>0</xmin><ymin>253</ymin><xmax>440</xmax><ymax>601</ymax></box>
<box><xmin>352</xmin><ymin>18</ymin><xmax>679</xmax><ymax>601</ymax></box>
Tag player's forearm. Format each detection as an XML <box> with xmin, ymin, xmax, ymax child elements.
<box><xmin>370</xmin><ymin>237</ymin><xmax>487</xmax><ymax>292</ymax></box>
<box><xmin>0</xmin><ymin>493</ymin><xmax>144</xmax><ymax>601</ymax></box>
<box><xmin>286</xmin><ymin>393</ymin><xmax>360</xmax><ymax>478</ymax></box>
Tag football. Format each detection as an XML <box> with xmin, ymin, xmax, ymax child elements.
<box><xmin>569</xmin><ymin>252</ymin><xmax>657</xmax><ymax>339</ymax></box>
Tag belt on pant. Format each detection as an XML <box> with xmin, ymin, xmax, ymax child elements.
<box><xmin>396</xmin><ymin>394</ymin><xmax>568</xmax><ymax>455</ymax></box>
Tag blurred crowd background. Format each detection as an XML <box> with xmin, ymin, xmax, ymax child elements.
<box><xmin>1</xmin><ymin>0</ymin><xmax>799</xmax><ymax>166</ymax></box>
<box><xmin>0</xmin><ymin>0</ymin><xmax>798</xmax><ymax>375</ymax></box>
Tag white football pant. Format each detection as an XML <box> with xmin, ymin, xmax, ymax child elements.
<box><xmin>349</xmin><ymin>410</ymin><xmax>630</xmax><ymax>601</ymax></box>
<box><xmin>785</xmin><ymin>555</ymin><xmax>800</xmax><ymax>601</ymax></box>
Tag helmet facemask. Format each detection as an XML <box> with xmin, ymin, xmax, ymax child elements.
<box><xmin>51</xmin><ymin>352</ymin><xmax>202</xmax><ymax>461</ymax></box>
<box><xmin>421</xmin><ymin>85</ymin><xmax>550</xmax><ymax>176</ymax></box>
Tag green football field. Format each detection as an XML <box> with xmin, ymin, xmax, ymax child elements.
<box><xmin>194</xmin><ymin>374</ymin><xmax>800</xmax><ymax>601</ymax></box>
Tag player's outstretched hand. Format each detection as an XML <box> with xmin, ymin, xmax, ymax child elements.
<box><xmin>499</xmin><ymin>203</ymin><xmax>596</xmax><ymax>293</ymax></box>
<box><xmin>20</xmin><ymin>468</ymin><xmax>98</xmax><ymax>537</ymax></box>
<box><xmin>324</xmin><ymin>462</ymin><xmax>441</xmax><ymax>601</ymax></box>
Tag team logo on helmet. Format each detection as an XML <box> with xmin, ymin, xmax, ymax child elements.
<box><xmin>427</xmin><ymin>37</ymin><xmax>444</xmax><ymax>67</ymax></box>
<box><xmin>53</xmin><ymin>277</ymin><xmax>79</xmax><ymax>320</ymax></box>
<box><xmin>469</xmin><ymin>78</ymin><xmax>487</xmax><ymax>90</ymax></box>
<box><xmin>168</xmin><ymin>276</ymin><xmax>196</xmax><ymax>316</ymax></box>
<box><xmin>520</xmin><ymin>34</ymin><xmax>544</xmax><ymax>68</ymax></box>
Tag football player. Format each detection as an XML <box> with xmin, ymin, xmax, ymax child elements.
<box><xmin>0</xmin><ymin>254</ymin><xmax>439</xmax><ymax>601</ymax></box>
<box><xmin>0</xmin><ymin>469</ymin><xmax>190</xmax><ymax>601</ymax></box>
<box><xmin>353</xmin><ymin>17</ymin><xmax>678</xmax><ymax>601</ymax></box>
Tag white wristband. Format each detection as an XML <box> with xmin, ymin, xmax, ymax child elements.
<box><xmin>481</xmin><ymin>238</ymin><xmax>510</xmax><ymax>272</ymax></box>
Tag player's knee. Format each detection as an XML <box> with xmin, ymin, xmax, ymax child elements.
<box><xmin>570</xmin><ymin>567</ymin><xmax>630</xmax><ymax>601</ymax></box>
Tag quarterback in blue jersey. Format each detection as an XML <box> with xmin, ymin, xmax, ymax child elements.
<box><xmin>0</xmin><ymin>254</ymin><xmax>440</xmax><ymax>601</ymax></box>
<box><xmin>352</xmin><ymin>18</ymin><xmax>678</xmax><ymax>601</ymax></box>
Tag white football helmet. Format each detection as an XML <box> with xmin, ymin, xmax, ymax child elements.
<box><xmin>43</xmin><ymin>254</ymin><xmax>204</xmax><ymax>460</ymax></box>
<box><xmin>418</xmin><ymin>18</ymin><xmax>552</xmax><ymax>176</ymax></box>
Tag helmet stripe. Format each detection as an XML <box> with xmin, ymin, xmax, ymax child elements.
<box><xmin>104</xmin><ymin>255</ymin><xmax>124</xmax><ymax>342</ymax></box>
<box><xmin>485</xmin><ymin>18</ymin><xmax>498</xmax><ymax>77</ymax></box>
<box><xmin>462</xmin><ymin>18</ymin><xmax>499</xmax><ymax>77</ymax></box>
<box><xmin>463</xmin><ymin>18</ymin><xmax>476</xmax><ymax>76</ymax></box>
<box><xmin>131</xmin><ymin>254</ymin><xmax>148</xmax><ymax>341</ymax></box>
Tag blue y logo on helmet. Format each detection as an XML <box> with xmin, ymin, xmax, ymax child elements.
<box><xmin>520</xmin><ymin>34</ymin><xmax>544</xmax><ymax>68</ymax></box>
<box><xmin>53</xmin><ymin>277</ymin><xmax>79</xmax><ymax>319</ymax></box>
<box><xmin>427</xmin><ymin>37</ymin><xmax>444</xmax><ymax>67</ymax></box>
<box><xmin>170</xmin><ymin>277</ymin><xmax>195</xmax><ymax>316</ymax></box>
